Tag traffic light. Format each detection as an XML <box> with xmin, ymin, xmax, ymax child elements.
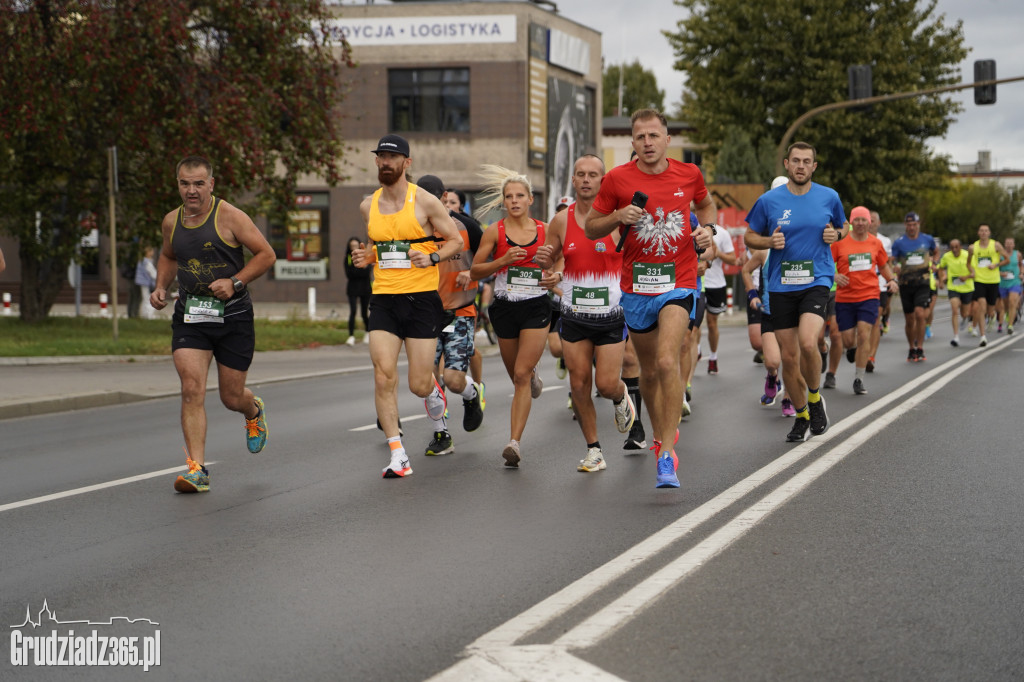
<box><xmin>975</xmin><ymin>59</ymin><xmax>996</xmax><ymax>105</ymax></box>
<box><xmin>848</xmin><ymin>65</ymin><xmax>872</xmax><ymax>111</ymax></box>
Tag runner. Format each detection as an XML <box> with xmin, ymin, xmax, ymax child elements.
<box><xmin>830</xmin><ymin>206</ymin><xmax>898</xmax><ymax>394</ymax></box>
<box><xmin>535</xmin><ymin>154</ymin><xmax>635</xmax><ymax>472</ymax></box>
<box><xmin>469</xmin><ymin>165</ymin><xmax>558</xmax><ymax>468</ymax></box>
<box><xmin>744</xmin><ymin>142</ymin><xmax>846</xmax><ymax>442</ymax></box>
<box><xmin>998</xmin><ymin>237</ymin><xmax>1021</xmax><ymax>334</ymax></box>
<box><xmin>968</xmin><ymin>223</ymin><xmax>1009</xmax><ymax>348</ymax></box>
<box><xmin>150</xmin><ymin>155</ymin><xmax>277</xmax><ymax>493</ymax></box>
<box><xmin>416</xmin><ymin>175</ymin><xmax>486</xmax><ymax>457</ymax></box>
<box><xmin>350</xmin><ymin>135</ymin><xmax>465</xmax><ymax>479</ymax></box>
<box><xmin>936</xmin><ymin>239</ymin><xmax>975</xmax><ymax>347</ymax></box>
<box><xmin>865</xmin><ymin>210</ymin><xmax>892</xmax><ymax>372</ymax></box>
<box><xmin>585</xmin><ymin>108</ymin><xmax>715</xmax><ymax>488</ymax></box>
<box><xmin>890</xmin><ymin>212</ymin><xmax>937</xmax><ymax>361</ymax></box>
<box><xmin>703</xmin><ymin>225</ymin><xmax>738</xmax><ymax>375</ymax></box>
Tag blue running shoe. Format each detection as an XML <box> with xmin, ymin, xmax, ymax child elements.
<box><xmin>246</xmin><ymin>396</ymin><xmax>268</xmax><ymax>453</ymax></box>
<box><xmin>655</xmin><ymin>453</ymin><xmax>680</xmax><ymax>488</ymax></box>
<box><xmin>174</xmin><ymin>458</ymin><xmax>209</xmax><ymax>493</ymax></box>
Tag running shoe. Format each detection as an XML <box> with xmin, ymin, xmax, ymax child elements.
<box><xmin>655</xmin><ymin>452</ymin><xmax>680</xmax><ymax>488</ymax></box>
<box><xmin>753</xmin><ymin>351</ymin><xmax>764</xmax><ymax>364</ymax></box>
<box><xmin>881</xmin><ymin>319</ymin><xmax>889</xmax><ymax>334</ymax></box>
<box><xmin>577</xmin><ymin>447</ymin><xmax>607</xmax><ymax>472</ymax></box>
<box><xmin>613</xmin><ymin>392</ymin><xmax>636</xmax><ymax>433</ymax></box>
<box><xmin>1008</xmin><ymin>326</ymin><xmax>1015</xmax><ymax>336</ymax></box>
<box><xmin>530</xmin><ymin>368</ymin><xmax>544</xmax><ymax>399</ymax></box>
<box><xmin>761</xmin><ymin>373</ymin><xmax>781</xmax><ymax>406</ymax></box>
<box><xmin>979</xmin><ymin>335</ymin><xmax>988</xmax><ymax>348</ymax></box>
<box><xmin>808</xmin><ymin>397</ymin><xmax>829</xmax><ymax>436</ymax></box>
<box><xmin>866</xmin><ymin>357</ymin><xmax>875</xmax><ymax>373</ymax></box>
<box><xmin>820</xmin><ymin>348</ymin><xmax>828</xmax><ymax>374</ymax></box>
<box><xmin>823</xmin><ymin>372</ymin><xmax>836</xmax><ymax>389</ymax></box>
<box><xmin>786</xmin><ymin>416</ymin><xmax>811</xmax><ymax>442</ymax></box>
<box><xmin>924</xmin><ymin>325</ymin><xmax>933</xmax><ymax>340</ymax></box>
<box><xmin>950</xmin><ymin>338</ymin><xmax>960</xmax><ymax>347</ymax></box>
<box><xmin>245</xmin><ymin>396</ymin><xmax>268</xmax><ymax>454</ymax></box>
<box><xmin>425</xmin><ymin>377</ymin><xmax>447</xmax><ymax>420</ymax></box>
<box><xmin>425</xmin><ymin>430</ymin><xmax>454</xmax><ymax>456</ymax></box>
<box><xmin>998</xmin><ymin>322</ymin><xmax>1003</xmax><ymax>334</ymax></box>
<box><xmin>781</xmin><ymin>398</ymin><xmax>796</xmax><ymax>417</ymax></box>
<box><xmin>623</xmin><ymin>420</ymin><xmax>647</xmax><ymax>450</ymax></box>
<box><xmin>345</xmin><ymin>336</ymin><xmax>355</xmax><ymax>346</ymax></box>
<box><xmin>916</xmin><ymin>347</ymin><xmax>926</xmax><ymax>362</ymax></box>
<box><xmin>708</xmin><ymin>359</ymin><xmax>719</xmax><ymax>375</ymax></box>
<box><xmin>968</xmin><ymin>324</ymin><xmax>978</xmax><ymax>337</ymax></box>
<box><xmin>846</xmin><ymin>347</ymin><xmax>856</xmax><ymax>363</ymax></box>
<box><xmin>853</xmin><ymin>378</ymin><xmax>867</xmax><ymax>395</ymax></box>
<box><xmin>478</xmin><ymin>383</ymin><xmax>486</xmax><ymax>411</ymax></box>
<box><xmin>555</xmin><ymin>357</ymin><xmax>567</xmax><ymax>380</ymax></box>
<box><xmin>502</xmin><ymin>440</ymin><xmax>521</xmax><ymax>468</ymax></box>
<box><xmin>907</xmin><ymin>348</ymin><xmax>916</xmax><ymax>362</ymax></box>
<box><xmin>462</xmin><ymin>383</ymin><xmax>484</xmax><ymax>432</ymax></box>
<box><xmin>382</xmin><ymin>451</ymin><xmax>412</xmax><ymax>478</ymax></box>
<box><xmin>681</xmin><ymin>396</ymin><xmax>691</xmax><ymax>419</ymax></box>
<box><xmin>174</xmin><ymin>457</ymin><xmax>209</xmax><ymax>493</ymax></box>
<box><xmin>685</xmin><ymin>383</ymin><xmax>692</xmax><ymax>402</ymax></box>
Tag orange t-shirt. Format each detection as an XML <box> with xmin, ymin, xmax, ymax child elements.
<box><xmin>830</xmin><ymin>234</ymin><xmax>888</xmax><ymax>303</ymax></box>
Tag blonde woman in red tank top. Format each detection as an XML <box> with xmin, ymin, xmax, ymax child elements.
<box><xmin>470</xmin><ymin>166</ymin><xmax>561</xmax><ymax>468</ymax></box>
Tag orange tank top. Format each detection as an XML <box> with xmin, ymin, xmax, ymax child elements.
<box><xmin>368</xmin><ymin>183</ymin><xmax>439</xmax><ymax>294</ymax></box>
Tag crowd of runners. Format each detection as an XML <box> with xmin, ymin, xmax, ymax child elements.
<box><xmin>156</xmin><ymin>111</ymin><xmax>1023</xmax><ymax>494</ymax></box>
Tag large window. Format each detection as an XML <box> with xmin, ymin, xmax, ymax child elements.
<box><xmin>389</xmin><ymin>68</ymin><xmax>470</xmax><ymax>133</ymax></box>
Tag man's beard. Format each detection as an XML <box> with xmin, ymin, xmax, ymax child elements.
<box><xmin>788</xmin><ymin>173</ymin><xmax>811</xmax><ymax>186</ymax></box>
<box><xmin>378</xmin><ymin>167</ymin><xmax>400</xmax><ymax>186</ymax></box>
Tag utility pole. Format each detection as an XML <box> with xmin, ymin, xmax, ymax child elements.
<box><xmin>108</xmin><ymin>146</ymin><xmax>119</xmax><ymax>341</ymax></box>
<box><xmin>775</xmin><ymin>75</ymin><xmax>1024</xmax><ymax>175</ymax></box>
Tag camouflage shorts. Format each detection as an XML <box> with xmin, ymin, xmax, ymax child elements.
<box><xmin>435</xmin><ymin>315</ymin><xmax>476</xmax><ymax>373</ymax></box>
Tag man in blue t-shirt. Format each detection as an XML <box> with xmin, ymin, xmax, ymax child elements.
<box><xmin>890</xmin><ymin>212</ymin><xmax>938</xmax><ymax>362</ymax></box>
<box><xmin>744</xmin><ymin>142</ymin><xmax>847</xmax><ymax>443</ymax></box>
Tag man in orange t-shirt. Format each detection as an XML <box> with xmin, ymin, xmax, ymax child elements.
<box><xmin>830</xmin><ymin>206</ymin><xmax>898</xmax><ymax>395</ymax></box>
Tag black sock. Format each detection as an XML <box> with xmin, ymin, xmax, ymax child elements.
<box><xmin>587</xmin><ymin>441</ymin><xmax>601</xmax><ymax>449</ymax></box>
<box><xmin>624</xmin><ymin>376</ymin><xmax>642</xmax><ymax>418</ymax></box>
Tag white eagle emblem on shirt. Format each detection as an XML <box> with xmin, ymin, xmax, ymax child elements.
<box><xmin>635</xmin><ymin>207</ymin><xmax>685</xmax><ymax>257</ymax></box>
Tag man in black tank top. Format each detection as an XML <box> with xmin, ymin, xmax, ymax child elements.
<box><xmin>150</xmin><ymin>156</ymin><xmax>277</xmax><ymax>493</ymax></box>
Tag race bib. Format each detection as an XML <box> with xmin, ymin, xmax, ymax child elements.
<box><xmin>905</xmin><ymin>253</ymin><xmax>925</xmax><ymax>266</ymax></box>
<box><xmin>848</xmin><ymin>253</ymin><xmax>872</xmax><ymax>272</ymax></box>
<box><xmin>978</xmin><ymin>257</ymin><xmax>992</xmax><ymax>268</ymax></box>
<box><xmin>952</xmin><ymin>277</ymin><xmax>965</xmax><ymax>287</ymax></box>
<box><xmin>781</xmin><ymin>260</ymin><xmax>814</xmax><ymax>285</ymax></box>
<box><xmin>632</xmin><ymin>263</ymin><xmax>675</xmax><ymax>294</ymax></box>
<box><xmin>570</xmin><ymin>285</ymin><xmax>611</xmax><ymax>314</ymax></box>
<box><xmin>376</xmin><ymin>241</ymin><xmax>412</xmax><ymax>269</ymax></box>
<box><xmin>506</xmin><ymin>265</ymin><xmax>543</xmax><ymax>294</ymax></box>
<box><xmin>1001</xmin><ymin>270</ymin><xmax>1014</xmax><ymax>280</ymax></box>
<box><xmin>184</xmin><ymin>294</ymin><xmax>225</xmax><ymax>324</ymax></box>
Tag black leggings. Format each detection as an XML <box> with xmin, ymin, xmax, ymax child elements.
<box><xmin>347</xmin><ymin>281</ymin><xmax>371</xmax><ymax>335</ymax></box>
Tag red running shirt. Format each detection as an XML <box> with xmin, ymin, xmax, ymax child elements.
<box><xmin>492</xmin><ymin>218</ymin><xmax>548</xmax><ymax>302</ymax></box>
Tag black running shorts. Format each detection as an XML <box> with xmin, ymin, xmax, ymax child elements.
<box><xmin>368</xmin><ymin>291</ymin><xmax>444</xmax><ymax>340</ymax></box>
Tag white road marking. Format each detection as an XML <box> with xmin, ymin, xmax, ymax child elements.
<box><xmin>431</xmin><ymin>335</ymin><xmax>1020</xmax><ymax>679</ymax></box>
<box><xmin>350</xmin><ymin>414</ymin><xmax>426</xmax><ymax>431</ymax></box>
<box><xmin>0</xmin><ymin>461</ymin><xmax>219</xmax><ymax>513</ymax></box>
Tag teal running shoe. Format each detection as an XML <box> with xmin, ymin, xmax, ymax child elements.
<box><xmin>246</xmin><ymin>396</ymin><xmax>268</xmax><ymax>453</ymax></box>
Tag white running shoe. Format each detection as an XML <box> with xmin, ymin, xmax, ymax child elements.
<box><xmin>382</xmin><ymin>451</ymin><xmax>412</xmax><ymax>478</ymax></box>
<box><xmin>613</xmin><ymin>392</ymin><xmax>636</xmax><ymax>433</ymax></box>
<box><xmin>577</xmin><ymin>447</ymin><xmax>607</xmax><ymax>472</ymax></box>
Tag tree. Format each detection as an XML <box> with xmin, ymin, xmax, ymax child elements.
<box><xmin>712</xmin><ymin>125</ymin><xmax>776</xmax><ymax>183</ymax></box>
<box><xmin>917</xmin><ymin>179</ymin><xmax>1024</xmax><ymax>245</ymax></box>
<box><xmin>602</xmin><ymin>60</ymin><xmax>665</xmax><ymax>117</ymax></box>
<box><xmin>0</xmin><ymin>1</ymin><xmax>354</xmax><ymax>321</ymax></box>
<box><xmin>666</xmin><ymin>0</ymin><xmax>967</xmax><ymax>213</ymax></box>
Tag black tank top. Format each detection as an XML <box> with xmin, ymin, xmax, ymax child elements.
<box><xmin>171</xmin><ymin>197</ymin><xmax>251</xmax><ymax>316</ymax></box>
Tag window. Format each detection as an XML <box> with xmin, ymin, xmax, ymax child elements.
<box><xmin>389</xmin><ymin>68</ymin><xmax>470</xmax><ymax>133</ymax></box>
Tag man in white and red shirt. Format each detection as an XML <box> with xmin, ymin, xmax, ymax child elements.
<box><xmin>585</xmin><ymin>109</ymin><xmax>715</xmax><ymax>489</ymax></box>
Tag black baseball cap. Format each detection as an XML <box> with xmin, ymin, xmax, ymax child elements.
<box><xmin>372</xmin><ymin>134</ymin><xmax>410</xmax><ymax>157</ymax></box>
<box><xmin>417</xmin><ymin>175</ymin><xmax>445</xmax><ymax>199</ymax></box>
<box><xmin>904</xmin><ymin>211</ymin><xmax>920</xmax><ymax>222</ymax></box>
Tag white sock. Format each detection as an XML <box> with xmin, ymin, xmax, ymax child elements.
<box><xmin>425</xmin><ymin>380</ymin><xmax>446</xmax><ymax>420</ymax></box>
<box><xmin>709</xmin><ymin>352</ymin><xmax>718</xmax><ymax>361</ymax></box>
<box><xmin>459</xmin><ymin>383</ymin><xmax>477</xmax><ymax>400</ymax></box>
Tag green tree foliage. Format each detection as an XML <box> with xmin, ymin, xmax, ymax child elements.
<box><xmin>712</xmin><ymin>125</ymin><xmax>776</xmax><ymax>183</ymax></box>
<box><xmin>602</xmin><ymin>60</ymin><xmax>665</xmax><ymax>117</ymax></box>
<box><xmin>0</xmin><ymin>0</ymin><xmax>354</xmax><ymax>321</ymax></box>
<box><xmin>917</xmin><ymin>180</ymin><xmax>1024</xmax><ymax>244</ymax></box>
<box><xmin>666</xmin><ymin>0</ymin><xmax>967</xmax><ymax>213</ymax></box>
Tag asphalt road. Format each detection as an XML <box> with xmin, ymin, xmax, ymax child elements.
<box><xmin>3</xmin><ymin>317</ymin><xmax>1023</xmax><ymax>681</ymax></box>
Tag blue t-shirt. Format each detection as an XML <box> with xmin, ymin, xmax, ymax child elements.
<box><xmin>745</xmin><ymin>183</ymin><xmax>847</xmax><ymax>293</ymax></box>
<box><xmin>891</xmin><ymin>233</ymin><xmax>937</xmax><ymax>265</ymax></box>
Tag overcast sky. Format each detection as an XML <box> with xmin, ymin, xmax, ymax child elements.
<box><xmin>349</xmin><ymin>0</ymin><xmax>1024</xmax><ymax>171</ymax></box>
<box><xmin>552</xmin><ymin>0</ymin><xmax>1024</xmax><ymax>171</ymax></box>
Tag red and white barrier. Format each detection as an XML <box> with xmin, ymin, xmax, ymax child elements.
<box><xmin>2</xmin><ymin>292</ymin><xmax>10</xmax><ymax>316</ymax></box>
<box><xmin>726</xmin><ymin>287</ymin><xmax>734</xmax><ymax>315</ymax></box>
<box><xmin>99</xmin><ymin>292</ymin><xmax>109</xmax><ymax>317</ymax></box>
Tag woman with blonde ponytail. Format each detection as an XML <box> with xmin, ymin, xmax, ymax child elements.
<box><xmin>470</xmin><ymin>166</ymin><xmax>561</xmax><ymax>468</ymax></box>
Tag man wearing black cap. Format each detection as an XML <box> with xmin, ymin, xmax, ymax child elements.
<box><xmin>416</xmin><ymin>174</ymin><xmax>485</xmax><ymax>457</ymax></box>
<box><xmin>891</xmin><ymin>212</ymin><xmax>938</xmax><ymax>362</ymax></box>
<box><xmin>350</xmin><ymin>135</ymin><xmax>464</xmax><ymax>479</ymax></box>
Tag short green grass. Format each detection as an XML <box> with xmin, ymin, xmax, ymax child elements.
<box><xmin>0</xmin><ymin>316</ymin><xmax>361</xmax><ymax>357</ymax></box>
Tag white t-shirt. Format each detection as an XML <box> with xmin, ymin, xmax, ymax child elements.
<box><xmin>876</xmin><ymin>233</ymin><xmax>893</xmax><ymax>291</ymax></box>
<box><xmin>704</xmin><ymin>228</ymin><xmax>736</xmax><ymax>289</ymax></box>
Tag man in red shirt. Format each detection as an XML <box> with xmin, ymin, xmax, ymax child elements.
<box><xmin>830</xmin><ymin>206</ymin><xmax>898</xmax><ymax>394</ymax></box>
<box><xmin>585</xmin><ymin>109</ymin><xmax>715</xmax><ymax>488</ymax></box>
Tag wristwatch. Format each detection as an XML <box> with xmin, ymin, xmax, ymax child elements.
<box><xmin>703</xmin><ymin>223</ymin><xmax>718</xmax><ymax>235</ymax></box>
<box><xmin>231</xmin><ymin>276</ymin><xmax>246</xmax><ymax>293</ymax></box>
<box><xmin>429</xmin><ymin>252</ymin><xmax>440</xmax><ymax>266</ymax></box>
